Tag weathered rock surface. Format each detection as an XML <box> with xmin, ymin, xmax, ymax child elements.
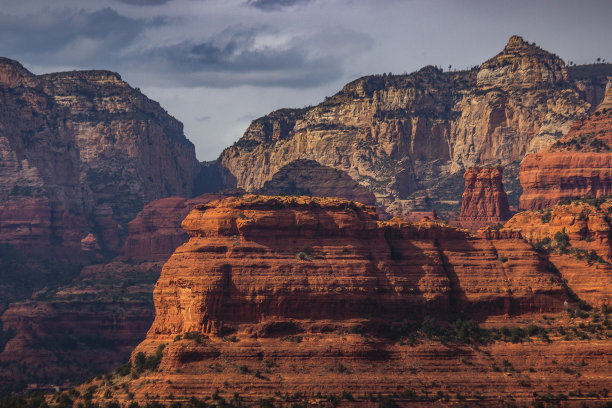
<box><xmin>0</xmin><ymin>57</ymin><xmax>200</xmax><ymax>257</ymax></box>
<box><xmin>505</xmin><ymin>198</ymin><xmax>612</xmax><ymax>306</ymax></box>
<box><xmin>145</xmin><ymin>195</ymin><xmax>567</xmax><ymax>340</ymax></box>
<box><xmin>217</xmin><ymin>37</ymin><xmax>611</xmax><ymax>215</ymax></box>
<box><xmin>457</xmin><ymin>167</ymin><xmax>511</xmax><ymax>230</ymax></box>
<box><xmin>519</xmin><ymin>84</ymin><xmax>612</xmax><ymax>210</ymax></box>
<box><xmin>74</xmin><ymin>195</ymin><xmax>610</xmax><ymax>406</ymax></box>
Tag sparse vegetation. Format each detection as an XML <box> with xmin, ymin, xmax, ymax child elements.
<box><xmin>174</xmin><ymin>332</ymin><xmax>208</xmax><ymax>344</ymax></box>
<box><xmin>133</xmin><ymin>344</ymin><xmax>165</xmax><ymax>374</ymax></box>
<box><xmin>222</xmin><ymin>335</ymin><xmax>238</xmax><ymax>343</ymax></box>
<box><xmin>295</xmin><ymin>244</ymin><xmax>313</xmax><ymax>261</ymax></box>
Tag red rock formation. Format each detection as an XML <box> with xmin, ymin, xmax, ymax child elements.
<box><xmin>0</xmin><ymin>57</ymin><xmax>200</xmax><ymax>257</ymax></box>
<box><xmin>71</xmin><ymin>195</ymin><xmax>610</xmax><ymax>406</ymax></box>
<box><xmin>458</xmin><ymin>167</ymin><xmax>511</xmax><ymax>230</ymax></box>
<box><xmin>144</xmin><ymin>195</ymin><xmax>566</xmax><ymax>340</ymax></box>
<box><xmin>519</xmin><ymin>85</ymin><xmax>612</xmax><ymax>210</ymax></box>
<box><xmin>505</xmin><ymin>198</ymin><xmax>612</xmax><ymax>306</ymax></box>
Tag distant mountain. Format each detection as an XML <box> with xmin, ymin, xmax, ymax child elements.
<box><xmin>215</xmin><ymin>36</ymin><xmax>612</xmax><ymax>215</ymax></box>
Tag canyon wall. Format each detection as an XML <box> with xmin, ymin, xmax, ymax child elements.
<box><xmin>217</xmin><ymin>37</ymin><xmax>611</xmax><ymax>215</ymax></box>
<box><xmin>87</xmin><ymin>195</ymin><xmax>611</xmax><ymax>405</ymax></box>
<box><xmin>0</xmin><ymin>57</ymin><xmax>200</xmax><ymax>258</ymax></box>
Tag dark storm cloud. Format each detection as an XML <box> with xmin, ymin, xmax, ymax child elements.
<box><xmin>114</xmin><ymin>0</ymin><xmax>171</xmax><ymax>5</ymax></box>
<box><xmin>0</xmin><ymin>4</ymin><xmax>372</xmax><ymax>89</ymax></box>
<box><xmin>0</xmin><ymin>8</ymin><xmax>143</xmax><ymax>65</ymax></box>
<box><xmin>246</xmin><ymin>0</ymin><xmax>313</xmax><ymax>11</ymax></box>
<box><xmin>139</xmin><ymin>26</ymin><xmax>373</xmax><ymax>88</ymax></box>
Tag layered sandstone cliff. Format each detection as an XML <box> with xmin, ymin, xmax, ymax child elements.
<box><xmin>458</xmin><ymin>167</ymin><xmax>511</xmax><ymax>230</ymax></box>
<box><xmin>519</xmin><ymin>84</ymin><xmax>612</xmax><ymax>210</ymax></box>
<box><xmin>0</xmin><ymin>57</ymin><xmax>200</xmax><ymax>257</ymax></box>
<box><xmin>217</xmin><ymin>37</ymin><xmax>610</xmax><ymax>215</ymax></box>
<box><xmin>145</xmin><ymin>195</ymin><xmax>566</xmax><ymax>340</ymax></box>
<box><xmin>76</xmin><ymin>195</ymin><xmax>611</xmax><ymax>405</ymax></box>
<box><xmin>505</xmin><ymin>198</ymin><xmax>612</xmax><ymax>306</ymax></box>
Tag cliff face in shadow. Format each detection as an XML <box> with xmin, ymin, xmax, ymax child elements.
<box><xmin>0</xmin><ymin>57</ymin><xmax>200</xmax><ymax>259</ymax></box>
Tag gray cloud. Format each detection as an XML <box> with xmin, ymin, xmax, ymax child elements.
<box><xmin>0</xmin><ymin>8</ymin><xmax>143</xmax><ymax>65</ymax></box>
<box><xmin>114</xmin><ymin>0</ymin><xmax>171</xmax><ymax>5</ymax></box>
<box><xmin>136</xmin><ymin>26</ymin><xmax>374</xmax><ymax>88</ymax></box>
<box><xmin>246</xmin><ymin>0</ymin><xmax>313</xmax><ymax>11</ymax></box>
<box><xmin>0</xmin><ymin>4</ymin><xmax>373</xmax><ymax>89</ymax></box>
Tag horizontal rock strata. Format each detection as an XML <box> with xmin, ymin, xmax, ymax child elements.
<box><xmin>458</xmin><ymin>167</ymin><xmax>511</xmax><ymax>230</ymax></box>
<box><xmin>520</xmin><ymin>85</ymin><xmax>612</xmax><ymax>210</ymax></box>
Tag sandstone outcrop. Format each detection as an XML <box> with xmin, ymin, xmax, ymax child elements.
<box><xmin>74</xmin><ymin>195</ymin><xmax>610</xmax><ymax>406</ymax></box>
<box><xmin>216</xmin><ymin>37</ymin><xmax>611</xmax><ymax>216</ymax></box>
<box><xmin>0</xmin><ymin>57</ymin><xmax>200</xmax><ymax>257</ymax></box>
<box><xmin>146</xmin><ymin>195</ymin><xmax>567</xmax><ymax>340</ymax></box>
<box><xmin>458</xmin><ymin>167</ymin><xmax>511</xmax><ymax>230</ymax></box>
<box><xmin>519</xmin><ymin>84</ymin><xmax>612</xmax><ymax>210</ymax></box>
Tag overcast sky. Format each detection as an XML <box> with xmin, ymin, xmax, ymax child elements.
<box><xmin>1</xmin><ymin>0</ymin><xmax>611</xmax><ymax>161</ymax></box>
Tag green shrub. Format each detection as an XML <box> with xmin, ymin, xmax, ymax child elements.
<box><xmin>133</xmin><ymin>344</ymin><xmax>165</xmax><ymax>373</ymax></box>
<box><xmin>295</xmin><ymin>251</ymin><xmax>312</xmax><ymax>261</ymax></box>
<box><xmin>182</xmin><ymin>331</ymin><xmax>207</xmax><ymax>344</ymax></box>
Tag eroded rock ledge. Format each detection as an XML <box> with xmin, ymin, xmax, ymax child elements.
<box><xmin>146</xmin><ymin>194</ymin><xmax>567</xmax><ymax>340</ymax></box>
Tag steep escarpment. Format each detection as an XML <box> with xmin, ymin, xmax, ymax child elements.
<box><xmin>457</xmin><ymin>167</ymin><xmax>511</xmax><ymax>230</ymax></box>
<box><xmin>0</xmin><ymin>57</ymin><xmax>200</xmax><ymax>258</ymax></box>
<box><xmin>520</xmin><ymin>84</ymin><xmax>612</xmax><ymax>210</ymax></box>
<box><xmin>74</xmin><ymin>195</ymin><xmax>611</xmax><ymax>406</ymax></box>
<box><xmin>218</xmin><ymin>36</ymin><xmax>609</xmax><ymax>215</ymax></box>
